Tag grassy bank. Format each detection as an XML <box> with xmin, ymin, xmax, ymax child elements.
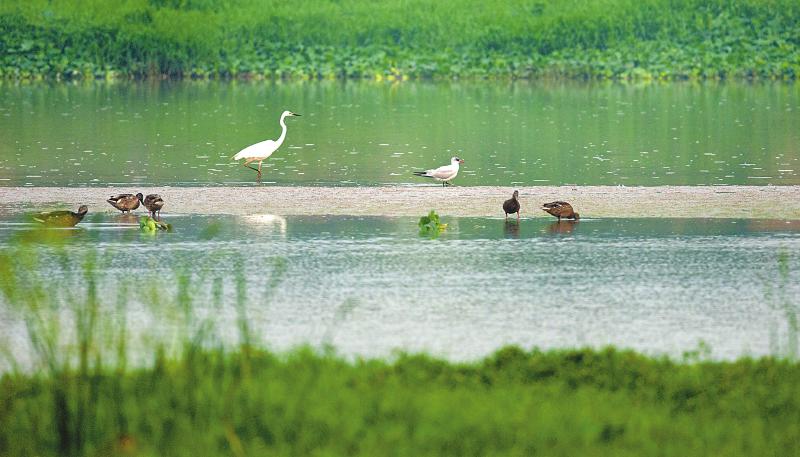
<box><xmin>2</xmin><ymin>346</ymin><xmax>800</xmax><ymax>456</ymax></box>
<box><xmin>1</xmin><ymin>227</ymin><xmax>799</xmax><ymax>455</ymax></box>
<box><xmin>0</xmin><ymin>0</ymin><xmax>798</xmax><ymax>81</ymax></box>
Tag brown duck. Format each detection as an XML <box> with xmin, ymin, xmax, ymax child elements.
<box><xmin>107</xmin><ymin>193</ymin><xmax>143</xmax><ymax>213</ymax></box>
<box><xmin>541</xmin><ymin>201</ymin><xmax>580</xmax><ymax>220</ymax></box>
<box><xmin>32</xmin><ymin>205</ymin><xmax>88</xmax><ymax>227</ymax></box>
<box><xmin>143</xmin><ymin>194</ymin><xmax>165</xmax><ymax>219</ymax></box>
<box><xmin>503</xmin><ymin>190</ymin><xmax>520</xmax><ymax>221</ymax></box>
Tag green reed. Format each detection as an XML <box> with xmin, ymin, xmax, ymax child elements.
<box><xmin>1</xmin><ymin>235</ymin><xmax>800</xmax><ymax>456</ymax></box>
<box><xmin>1</xmin><ymin>0</ymin><xmax>798</xmax><ymax>80</ymax></box>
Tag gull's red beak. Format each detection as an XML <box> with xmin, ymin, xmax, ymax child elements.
<box><xmin>459</xmin><ymin>159</ymin><xmax>465</xmax><ymax>164</ymax></box>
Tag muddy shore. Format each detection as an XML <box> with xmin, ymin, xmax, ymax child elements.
<box><xmin>1</xmin><ymin>186</ymin><xmax>798</xmax><ymax>219</ymax></box>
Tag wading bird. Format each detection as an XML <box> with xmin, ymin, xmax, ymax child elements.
<box><xmin>32</xmin><ymin>205</ymin><xmax>88</xmax><ymax>227</ymax></box>
<box><xmin>107</xmin><ymin>193</ymin><xmax>143</xmax><ymax>213</ymax></box>
<box><xmin>143</xmin><ymin>194</ymin><xmax>165</xmax><ymax>219</ymax></box>
<box><xmin>232</xmin><ymin>110</ymin><xmax>301</xmax><ymax>181</ymax></box>
<box><xmin>541</xmin><ymin>201</ymin><xmax>580</xmax><ymax>220</ymax></box>
<box><xmin>503</xmin><ymin>190</ymin><xmax>521</xmax><ymax>221</ymax></box>
<box><xmin>413</xmin><ymin>156</ymin><xmax>464</xmax><ymax>186</ymax></box>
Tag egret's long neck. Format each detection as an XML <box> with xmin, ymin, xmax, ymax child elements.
<box><xmin>276</xmin><ymin>114</ymin><xmax>289</xmax><ymax>146</ymax></box>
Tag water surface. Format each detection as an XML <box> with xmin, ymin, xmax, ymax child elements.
<box><xmin>1</xmin><ymin>81</ymin><xmax>798</xmax><ymax>186</ymax></box>
<box><xmin>1</xmin><ymin>214</ymin><xmax>798</xmax><ymax>363</ymax></box>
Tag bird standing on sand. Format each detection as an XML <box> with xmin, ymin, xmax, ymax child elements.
<box><xmin>413</xmin><ymin>156</ymin><xmax>464</xmax><ymax>187</ymax></box>
<box><xmin>107</xmin><ymin>193</ymin><xmax>143</xmax><ymax>213</ymax></box>
<box><xmin>541</xmin><ymin>201</ymin><xmax>580</xmax><ymax>220</ymax></box>
<box><xmin>232</xmin><ymin>110</ymin><xmax>301</xmax><ymax>181</ymax></box>
<box><xmin>32</xmin><ymin>205</ymin><xmax>88</xmax><ymax>227</ymax></box>
<box><xmin>143</xmin><ymin>194</ymin><xmax>165</xmax><ymax>219</ymax></box>
<box><xmin>503</xmin><ymin>190</ymin><xmax>521</xmax><ymax>221</ymax></box>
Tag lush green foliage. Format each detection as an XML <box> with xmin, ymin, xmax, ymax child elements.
<box><xmin>0</xmin><ymin>0</ymin><xmax>798</xmax><ymax>80</ymax></box>
<box><xmin>1</xmin><ymin>346</ymin><xmax>800</xmax><ymax>456</ymax></box>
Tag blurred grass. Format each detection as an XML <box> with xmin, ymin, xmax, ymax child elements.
<box><xmin>1</xmin><ymin>233</ymin><xmax>800</xmax><ymax>456</ymax></box>
<box><xmin>0</xmin><ymin>0</ymin><xmax>798</xmax><ymax>80</ymax></box>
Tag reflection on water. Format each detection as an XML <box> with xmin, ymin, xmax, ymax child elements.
<box><xmin>503</xmin><ymin>220</ymin><xmax>520</xmax><ymax>238</ymax></box>
<box><xmin>0</xmin><ymin>215</ymin><xmax>799</xmax><ymax>363</ymax></box>
<box><xmin>0</xmin><ymin>81</ymin><xmax>798</xmax><ymax>186</ymax></box>
<box><xmin>546</xmin><ymin>220</ymin><xmax>578</xmax><ymax>235</ymax></box>
<box><xmin>241</xmin><ymin>214</ymin><xmax>288</xmax><ymax>234</ymax></box>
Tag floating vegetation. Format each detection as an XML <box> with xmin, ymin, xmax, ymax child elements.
<box><xmin>139</xmin><ymin>216</ymin><xmax>172</xmax><ymax>233</ymax></box>
<box><xmin>418</xmin><ymin>210</ymin><xmax>447</xmax><ymax>238</ymax></box>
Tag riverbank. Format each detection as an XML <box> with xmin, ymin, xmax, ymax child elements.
<box><xmin>1</xmin><ymin>0</ymin><xmax>798</xmax><ymax>80</ymax></box>
<box><xmin>1</xmin><ymin>345</ymin><xmax>799</xmax><ymax>456</ymax></box>
<box><xmin>1</xmin><ymin>186</ymin><xmax>799</xmax><ymax>219</ymax></box>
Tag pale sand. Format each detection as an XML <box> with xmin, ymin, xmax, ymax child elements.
<box><xmin>1</xmin><ymin>186</ymin><xmax>798</xmax><ymax>219</ymax></box>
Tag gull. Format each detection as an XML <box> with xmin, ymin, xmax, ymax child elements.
<box><xmin>413</xmin><ymin>156</ymin><xmax>464</xmax><ymax>187</ymax></box>
<box><xmin>232</xmin><ymin>110</ymin><xmax>301</xmax><ymax>181</ymax></box>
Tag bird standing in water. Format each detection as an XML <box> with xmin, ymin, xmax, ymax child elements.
<box><xmin>143</xmin><ymin>194</ymin><xmax>165</xmax><ymax>219</ymax></box>
<box><xmin>503</xmin><ymin>190</ymin><xmax>521</xmax><ymax>221</ymax></box>
<box><xmin>107</xmin><ymin>193</ymin><xmax>143</xmax><ymax>213</ymax></box>
<box><xmin>413</xmin><ymin>156</ymin><xmax>465</xmax><ymax>186</ymax></box>
<box><xmin>232</xmin><ymin>110</ymin><xmax>301</xmax><ymax>181</ymax></box>
<box><xmin>541</xmin><ymin>201</ymin><xmax>580</xmax><ymax>220</ymax></box>
<box><xmin>32</xmin><ymin>205</ymin><xmax>88</xmax><ymax>227</ymax></box>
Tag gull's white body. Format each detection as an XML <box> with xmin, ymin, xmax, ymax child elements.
<box><xmin>414</xmin><ymin>157</ymin><xmax>464</xmax><ymax>184</ymax></box>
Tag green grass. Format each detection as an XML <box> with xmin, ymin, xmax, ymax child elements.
<box><xmin>0</xmin><ymin>0</ymin><xmax>798</xmax><ymax>80</ymax></box>
<box><xmin>2</xmin><ymin>346</ymin><xmax>800</xmax><ymax>456</ymax></box>
<box><xmin>1</xmin><ymin>231</ymin><xmax>800</xmax><ymax>456</ymax></box>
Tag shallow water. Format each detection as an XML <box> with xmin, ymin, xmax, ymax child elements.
<box><xmin>1</xmin><ymin>214</ymin><xmax>798</xmax><ymax>363</ymax></box>
<box><xmin>1</xmin><ymin>81</ymin><xmax>798</xmax><ymax>186</ymax></box>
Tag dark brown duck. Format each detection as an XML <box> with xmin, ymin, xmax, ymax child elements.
<box><xmin>503</xmin><ymin>190</ymin><xmax>520</xmax><ymax>221</ymax></box>
<box><xmin>32</xmin><ymin>205</ymin><xmax>88</xmax><ymax>227</ymax></box>
<box><xmin>541</xmin><ymin>201</ymin><xmax>580</xmax><ymax>220</ymax></box>
<box><xmin>107</xmin><ymin>193</ymin><xmax>143</xmax><ymax>213</ymax></box>
<box><xmin>143</xmin><ymin>194</ymin><xmax>165</xmax><ymax>219</ymax></box>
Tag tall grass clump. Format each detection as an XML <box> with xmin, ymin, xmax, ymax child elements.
<box><xmin>1</xmin><ymin>234</ymin><xmax>800</xmax><ymax>455</ymax></box>
<box><xmin>0</xmin><ymin>0</ymin><xmax>798</xmax><ymax>80</ymax></box>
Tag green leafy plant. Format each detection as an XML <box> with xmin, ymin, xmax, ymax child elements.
<box><xmin>139</xmin><ymin>216</ymin><xmax>172</xmax><ymax>233</ymax></box>
<box><xmin>0</xmin><ymin>0</ymin><xmax>798</xmax><ymax>80</ymax></box>
<box><xmin>418</xmin><ymin>210</ymin><xmax>447</xmax><ymax>238</ymax></box>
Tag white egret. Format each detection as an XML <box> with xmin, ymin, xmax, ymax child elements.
<box><xmin>232</xmin><ymin>110</ymin><xmax>301</xmax><ymax>181</ymax></box>
<box><xmin>413</xmin><ymin>156</ymin><xmax>465</xmax><ymax>186</ymax></box>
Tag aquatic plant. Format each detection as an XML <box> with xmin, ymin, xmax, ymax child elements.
<box><xmin>139</xmin><ymin>216</ymin><xmax>172</xmax><ymax>233</ymax></box>
<box><xmin>418</xmin><ymin>210</ymin><xmax>447</xmax><ymax>237</ymax></box>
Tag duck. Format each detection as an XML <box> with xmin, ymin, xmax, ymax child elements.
<box><xmin>107</xmin><ymin>193</ymin><xmax>143</xmax><ymax>213</ymax></box>
<box><xmin>32</xmin><ymin>205</ymin><xmax>88</xmax><ymax>227</ymax></box>
<box><xmin>541</xmin><ymin>201</ymin><xmax>580</xmax><ymax>220</ymax></box>
<box><xmin>503</xmin><ymin>190</ymin><xmax>520</xmax><ymax>221</ymax></box>
<box><xmin>143</xmin><ymin>194</ymin><xmax>165</xmax><ymax>219</ymax></box>
<box><xmin>413</xmin><ymin>157</ymin><xmax>464</xmax><ymax>187</ymax></box>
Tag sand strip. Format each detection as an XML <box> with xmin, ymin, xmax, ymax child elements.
<box><xmin>1</xmin><ymin>186</ymin><xmax>798</xmax><ymax>219</ymax></box>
